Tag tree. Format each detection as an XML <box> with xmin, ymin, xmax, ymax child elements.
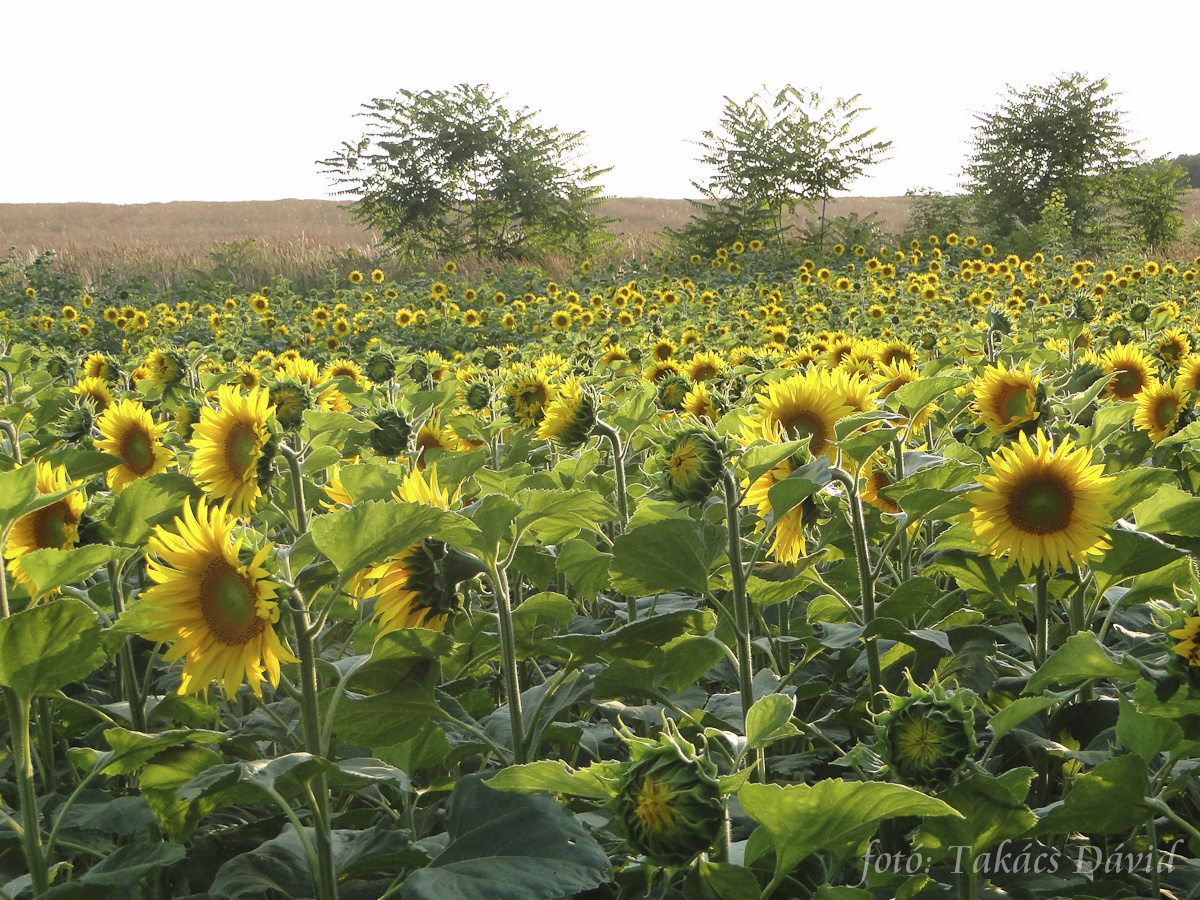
<box><xmin>686</xmin><ymin>86</ymin><xmax>891</xmax><ymax>250</ymax></box>
<box><xmin>1111</xmin><ymin>158</ymin><xmax>1190</xmax><ymax>250</ymax></box>
<box><xmin>1168</xmin><ymin>153</ymin><xmax>1199</xmax><ymax>189</ymax></box>
<box><xmin>963</xmin><ymin>73</ymin><xmax>1139</xmax><ymax>246</ymax></box>
<box><xmin>319</xmin><ymin>85</ymin><xmax>613</xmax><ymax>261</ymax></box>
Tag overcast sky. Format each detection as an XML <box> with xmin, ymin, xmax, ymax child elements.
<box><xmin>4</xmin><ymin>0</ymin><xmax>1196</xmax><ymax>205</ymax></box>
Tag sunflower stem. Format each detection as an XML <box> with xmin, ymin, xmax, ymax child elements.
<box><xmin>488</xmin><ymin>563</ymin><xmax>527</xmax><ymax>764</ymax></box>
<box><xmin>279</xmin><ymin>443</ymin><xmax>309</xmax><ymax>535</ymax></box>
<box><xmin>0</xmin><ymin>419</ymin><xmax>21</xmax><ymax>465</ymax></box>
<box><xmin>594</xmin><ymin>421</ymin><xmax>628</xmax><ymax>533</ymax></box>
<box><xmin>892</xmin><ymin>438</ymin><xmax>910</xmax><ymax>582</ymax></box>
<box><xmin>828</xmin><ymin>467</ymin><xmax>884</xmax><ymax>714</ymax></box>
<box><xmin>4</xmin><ymin>687</ymin><xmax>49</xmax><ymax>897</ymax></box>
<box><xmin>722</xmin><ymin>470</ymin><xmax>763</xmax><ymax>780</ymax></box>
<box><xmin>1034</xmin><ymin>568</ymin><xmax>1050</xmax><ymax>666</ymax></box>
<box><xmin>288</xmin><ymin>589</ymin><xmax>337</xmax><ymax>900</ymax></box>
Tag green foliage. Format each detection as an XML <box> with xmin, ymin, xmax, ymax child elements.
<box><xmin>1169</xmin><ymin>152</ymin><xmax>1200</xmax><ymax>188</ymax></box>
<box><xmin>1111</xmin><ymin>157</ymin><xmax>1190</xmax><ymax>249</ymax></box>
<box><xmin>320</xmin><ymin>84</ymin><xmax>613</xmax><ymax>261</ymax></box>
<box><xmin>964</xmin><ymin>72</ymin><xmax>1138</xmax><ymax>249</ymax></box>
<box><xmin>902</xmin><ymin>189</ymin><xmax>975</xmax><ymax>243</ymax></box>
<box><xmin>686</xmin><ymin>85</ymin><xmax>891</xmax><ymax>251</ymax></box>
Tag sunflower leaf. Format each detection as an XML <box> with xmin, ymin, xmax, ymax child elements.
<box><xmin>0</xmin><ymin>598</ymin><xmax>105</xmax><ymax>702</ymax></box>
<box><xmin>106</xmin><ymin>472</ymin><xmax>203</xmax><ymax>546</ymax></box>
<box><xmin>18</xmin><ymin>545</ymin><xmax>132</xmax><ymax>597</ymax></box>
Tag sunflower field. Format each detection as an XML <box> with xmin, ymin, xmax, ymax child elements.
<box><xmin>3</xmin><ymin>237</ymin><xmax>1200</xmax><ymax>900</ymax></box>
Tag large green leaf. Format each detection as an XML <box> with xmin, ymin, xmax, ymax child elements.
<box><xmin>610</xmin><ymin>519</ymin><xmax>727</xmax><ymax>595</ymax></box>
<box><xmin>1034</xmin><ymin>753</ymin><xmax>1150</xmax><ymax>836</ymax></box>
<box><xmin>1132</xmin><ymin>485</ymin><xmax>1200</xmax><ymax>537</ymax></box>
<box><xmin>18</xmin><ymin>546</ymin><xmax>133</xmax><ymax>598</ymax></box>
<box><xmin>893</xmin><ymin>375</ymin><xmax>970</xmax><ymax>414</ymax></box>
<box><xmin>105</xmin><ymin>472</ymin><xmax>202</xmax><ymax>545</ymax></box>
<box><xmin>555</xmin><ymin>539</ymin><xmax>612</xmax><ymax>602</ymax></box>
<box><xmin>0</xmin><ymin>598</ymin><xmax>105</xmax><ymax>701</ymax></box>
<box><xmin>400</xmin><ymin>774</ymin><xmax>611</xmax><ymax>900</ymax></box>
<box><xmin>485</xmin><ymin>759</ymin><xmax>621</xmax><ymax>800</ymax></box>
<box><xmin>207</xmin><ymin>826</ymin><xmax>315</xmax><ymax>899</ymax></box>
<box><xmin>1116</xmin><ymin>695</ymin><xmax>1181</xmax><ymax>763</ymax></box>
<box><xmin>310</xmin><ymin>500</ymin><xmax>475</xmax><ymax>583</ymax></box>
<box><xmin>1027</xmin><ymin>633</ymin><xmax>1139</xmax><ymax>692</ymax></box>
<box><xmin>739</xmin><ymin>780</ymin><xmax>960</xmax><ymax>883</ymax></box>
<box><xmin>139</xmin><ymin>745</ymin><xmax>226</xmax><ymax>843</ymax></box>
<box><xmin>75</xmin><ymin>843</ymin><xmax>186</xmax><ymax>888</ymax></box>
<box><xmin>914</xmin><ymin>769</ymin><xmax>1037</xmax><ymax>862</ymax></box>
<box><xmin>102</xmin><ymin>727</ymin><xmax>226</xmax><ymax>776</ymax></box>
<box><xmin>745</xmin><ymin>693</ymin><xmax>800</xmax><ymax>750</ymax></box>
<box><xmin>514</xmin><ymin>488</ymin><xmax>618</xmax><ymax>544</ymax></box>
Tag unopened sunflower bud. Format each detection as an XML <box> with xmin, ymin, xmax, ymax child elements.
<box><xmin>369</xmin><ymin>410</ymin><xmax>412</xmax><ymax>458</ymax></box>
<box><xmin>661</xmin><ymin>430</ymin><xmax>725</xmax><ymax>503</ymax></box>
<box><xmin>875</xmin><ymin>675</ymin><xmax>979</xmax><ymax>789</ymax></box>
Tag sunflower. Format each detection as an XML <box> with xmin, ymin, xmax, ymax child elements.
<box><xmin>968</xmin><ymin>430</ymin><xmax>1115</xmax><ymax>577</ymax></box>
<box><xmin>1134</xmin><ymin>381</ymin><xmax>1185</xmax><ymax>444</ymax></box>
<box><xmin>190</xmin><ymin>384</ymin><xmax>276</xmax><ymax>518</ymax></box>
<box><xmin>137</xmin><ymin>497</ymin><xmax>296</xmax><ymax>696</ymax></box>
<box><xmin>83</xmin><ymin>352</ymin><xmax>114</xmax><ymax>381</ymax></box>
<box><xmin>745</xmin><ymin>368</ymin><xmax>856</xmax><ymax>462</ymax></box>
<box><xmin>73</xmin><ymin>376</ymin><xmax>114</xmax><ymax>412</ymax></box>
<box><xmin>361</xmin><ymin>468</ymin><xmax>459</xmax><ymax>634</ymax></box>
<box><xmin>3</xmin><ymin>461</ymin><xmax>86</xmax><ymax>599</ymax></box>
<box><xmin>744</xmin><ymin>455</ymin><xmax>808</xmax><ymax>564</ymax></box>
<box><xmin>1157</xmin><ymin>329</ymin><xmax>1190</xmax><ymax>368</ymax></box>
<box><xmin>683</xmin><ymin>382</ymin><xmax>722</xmax><ymax>423</ymax></box>
<box><xmin>1101</xmin><ymin>344</ymin><xmax>1157</xmax><ymax>401</ymax></box>
<box><xmin>970</xmin><ymin>361</ymin><xmax>1042</xmax><ymax>434</ymax></box>
<box><xmin>505</xmin><ymin>368</ymin><xmax>555</xmax><ymax>427</ymax></box>
<box><xmin>537</xmin><ymin>378</ymin><xmax>597</xmax><ymax>449</ymax></box>
<box><xmin>685</xmin><ymin>351</ymin><xmax>723</xmax><ymax>382</ymax></box>
<box><xmin>96</xmin><ymin>399</ymin><xmax>175</xmax><ymax>492</ymax></box>
<box><xmin>1169</xmin><ymin>615</ymin><xmax>1200</xmax><ymax>667</ymax></box>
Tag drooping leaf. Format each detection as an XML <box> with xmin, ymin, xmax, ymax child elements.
<box><xmin>0</xmin><ymin>598</ymin><xmax>106</xmax><ymax>701</ymax></box>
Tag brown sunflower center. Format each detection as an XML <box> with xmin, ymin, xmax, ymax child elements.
<box><xmin>1112</xmin><ymin>368</ymin><xmax>1144</xmax><ymax>398</ymax></box>
<box><xmin>199</xmin><ymin>559</ymin><xmax>265</xmax><ymax>645</ymax></box>
<box><xmin>1006</xmin><ymin>474</ymin><xmax>1075</xmax><ymax>535</ymax></box>
<box><xmin>1155</xmin><ymin>400</ymin><xmax>1180</xmax><ymax>428</ymax></box>
<box><xmin>119</xmin><ymin>426</ymin><xmax>156</xmax><ymax>476</ymax></box>
<box><xmin>32</xmin><ymin>500</ymin><xmax>78</xmax><ymax>549</ymax></box>
<box><xmin>223</xmin><ymin>421</ymin><xmax>259</xmax><ymax>477</ymax></box>
<box><xmin>781</xmin><ymin>412</ymin><xmax>829</xmax><ymax>454</ymax></box>
<box><xmin>999</xmin><ymin>384</ymin><xmax>1033</xmax><ymax>423</ymax></box>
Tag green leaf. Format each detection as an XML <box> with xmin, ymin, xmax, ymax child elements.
<box><xmin>105</xmin><ymin>472</ymin><xmax>202</xmax><ymax>545</ymax></box>
<box><xmin>76</xmin><ymin>842</ymin><xmax>186</xmax><ymax>887</ymax></box>
<box><xmin>878</xmin><ymin>458</ymin><xmax>975</xmax><ymax>505</ymax></box>
<box><xmin>400</xmin><ymin>774</ymin><xmax>611</xmax><ymax>900</ymax></box>
<box><xmin>178</xmin><ymin>752</ymin><xmax>332</xmax><ymax>804</ymax></box>
<box><xmin>740</xmin><ymin>440</ymin><xmax>806</xmax><ymax>486</ymax></box>
<box><xmin>765</xmin><ymin>460</ymin><xmax>831</xmax><ymax>524</ymax></box>
<box><xmin>1132</xmin><ymin>485</ymin><xmax>1200</xmax><ymax>537</ymax></box>
<box><xmin>102</xmin><ymin>727</ymin><xmax>226</xmax><ymax>776</ymax></box>
<box><xmin>485</xmin><ymin>759</ymin><xmax>620</xmax><ymax>800</ymax></box>
<box><xmin>337</xmin><ymin>460</ymin><xmax>404</xmax><ymax>503</ymax></box>
<box><xmin>1027</xmin><ymin>633</ymin><xmax>1139</xmax><ymax>693</ymax></box>
<box><xmin>555</xmin><ymin>539</ymin><xmax>611</xmax><ymax>602</ymax></box>
<box><xmin>893</xmin><ymin>375</ymin><xmax>970</xmax><ymax>414</ymax></box>
<box><xmin>0</xmin><ymin>598</ymin><xmax>105</xmax><ymax>700</ymax></box>
<box><xmin>511</xmin><ymin>592</ymin><xmax>573</xmax><ymax>658</ymax></box>
<box><xmin>1034</xmin><ymin>753</ymin><xmax>1150</xmax><ymax>836</ymax></box>
<box><xmin>1116</xmin><ymin>694</ymin><xmax>1181</xmax><ymax>763</ymax></box>
<box><xmin>610</xmin><ymin>519</ymin><xmax>727</xmax><ymax>595</ymax></box>
<box><xmin>1089</xmin><ymin>527</ymin><xmax>1187</xmax><ymax>594</ymax></box>
<box><xmin>739</xmin><ymin>780</ymin><xmax>961</xmax><ymax>883</ymax></box>
<box><xmin>988</xmin><ymin>696</ymin><xmax>1062</xmax><ymax>741</ymax></box>
<box><xmin>682</xmin><ymin>858</ymin><xmax>763</xmax><ymax>900</ymax></box>
<box><xmin>207</xmin><ymin>826</ymin><xmax>314</xmax><ymax>900</ymax></box>
<box><xmin>303</xmin><ymin>408</ymin><xmax>376</xmax><ymax>436</ymax></box>
<box><xmin>331</xmin><ymin>661</ymin><xmax>444</xmax><ymax>747</ymax></box>
<box><xmin>745</xmin><ymin>693</ymin><xmax>800</xmax><ymax>750</ymax></box>
<box><xmin>914</xmin><ymin>769</ymin><xmax>1037</xmax><ymax>862</ymax></box>
<box><xmin>0</xmin><ymin>463</ymin><xmax>77</xmax><ymax>531</ymax></box>
<box><xmin>139</xmin><ymin>745</ymin><xmax>226</xmax><ymax>843</ymax></box>
<box><xmin>310</xmin><ymin>500</ymin><xmax>475</xmax><ymax>583</ymax></box>
<box><xmin>1102</xmin><ymin>466</ymin><xmax>1175</xmax><ymax>518</ymax></box>
<box><xmin>839</xmin><ymin>428</ymin><xmax>900</xmax><ymax>469</ymax></box>
<box><xmin>302</xmin><ymin>444</ymin><xmax>343</xmax><ymax>474</ymax></box>
<box><xmin>18</xmin><ymin>546</ymin><xmax>132</xmax><ymax>597</ymax></box>
<box><xmin>514</xmin><ymin>488</ymin><xmax>618</xmax><ymax>544</ymax></box>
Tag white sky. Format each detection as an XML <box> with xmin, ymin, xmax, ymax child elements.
<box><xmin>4</xmin><ymin>0</ymin><xmax>1196</xmax><ymax>205</ymax></box>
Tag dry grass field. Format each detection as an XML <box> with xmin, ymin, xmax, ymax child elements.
<box><xmin>2</xmin><ymin>192</ymin><xmax>1198</xmax><ymax>289</ymax></box>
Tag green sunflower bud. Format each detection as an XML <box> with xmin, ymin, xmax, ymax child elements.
<box><xmin>1109</xmin><ymin>325</ymin><xmax>1132</xmax><ymax>346</ymax></box>
<box><xmin>1130</xmin><ymin>302</ymin><xmax>1151</xmax><ymax>324</ymax></box>
<box><xmin>409</xmin><ymin>358</ymin><xmax>430</xmax><ymax>382</ymax></box>
<box><xmin>660</xmin><ymin>430</ymin><xmax>725</xmax><ymax>503</ymax></box>
<box><xmin>875</xmin><ymin>674</ymin><xmax>980</xmax><ymax>789</ymax></box>
<box><xmin>463</xmin><ymin>381</ymin><xmax>492</xmax><ymax>412</ymax></box>
<box><xmin>45</xmin><ymin>353</ymin><xmax>74</xmax><ymax>380</ymax></box>
<box><xmin>60</xmin><ymin>400</ymin><xmax>96</xmax><ymax>445</ymax></box>
<box><xmin>221</xmin><ymin>346</ymin><xmax>238</xmax><ymax>363</ymax></box>
<box><xmin>611</xmin><ymin>732</ymin><xmax>725</xmax><ymax>867</ymax></box>
<box><xmin>369</xmin><ymin>410</ymin><xmax>412</xmax><ymax>457</ymax></box>
<box><xmin>365</xmin><ymin>352</ymin><xmax>396</xmax><ymax>384</ymax></box>
<box><xmin>481</xmin><ymin>348</ymin><xmax>503</xmax><ymax>370</ymax></box>
<box><xmin>269</xmin><ymin>378</ymin><xmax>313</xmax><ymax>430</ymax></box>
<box><xmin>1072</xmin><ymin>296</ymin><xmax>1096</xmax><ymax>322</ymax></box>
<box><xmin>656</xmin><ymin>373</ymin><xmax>691</xmax><ymax>411</ymax></box>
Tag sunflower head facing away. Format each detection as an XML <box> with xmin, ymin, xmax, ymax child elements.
<box><xmin>536</xmin><ymin>378</ymin><xmax>597</xmax><ymax>450</ymax></box>
<box><xmin>190</xmin><ymin>384</ymin><xmax>277</xmax><ymax>518</ymax></box>
<box><xmin>138</xmin><ymin>497</ymin><xmax>297</xmax><ymax>697</ymax></box>
<box><xmin>968</xmin><ymin>430</ymin><xmax>1115</xmax><ymax>577</ymax></box>
<box><xmin>660</xmin><ymin>429</ymin><xmax>725</xmax><ymax>503</ymax></box>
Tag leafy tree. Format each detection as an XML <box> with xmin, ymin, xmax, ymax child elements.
<box><xmin>1168</xmin><ymin>153</ymin><xmax>1199</xmax><ymax>189</ymax></box>
<box><xmin>963</xmin><ymin>73</ymin><xmax>1139</xmax><ymax>247</ymax></box>
<box><xmin>685</xmin><ymin>86</ymin><xmax>892</xmax><ymax>251</ymax></box>
<box><xmin>1111</xmin><ymin>158</ymin><xmax>1190</xmax><ymax>249</ymax></box>
<box><xmin>320</xmin><ymin>84</ymin><xmax>613</xmax><ymax>261</ymax></box>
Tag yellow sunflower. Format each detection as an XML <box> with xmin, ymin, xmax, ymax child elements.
<box><xmin>1134</xmin><ymin>381</ymin><xmax>1185</xmax><ymax>444</ymax></box>
<box><xmin>968</xmin><ymin>431</ymin><xmax>1115</xmax><ymax>577</ymax></box>
<box><xmin>73</xmin><ymin>376</ymin><xmax>114</xmax><ymax>412</ymax></box>
<box><xmin>970</xmin><ymin>361</ymin><xmax>1041</xmax><ymax>434</ymax></box>
<box><xmin>189</xmin><ymin>384</ymin><xmax>276</xmax><ymax>518</ymax></box>
<box><xmin>361</xmin><ymin>468</ymin><xmax>458</xmax><ymax>634</ymax></box>
<box><xmin>745</xmin><ymin>368</ymin><xmax>856</xmax><ymax>462</ymax></box>
<box><xmin>3</xmin><ymin>461</ymin><xmax>86</xmax><ymax>599</ymax></box>
<box><xmin>506</xmin><ymin>369</ymin><xmax>555</xmax><ymax>427</ymax></box>
<box><xmin>685</xmin><ymin>351</ymin><xmax>723</xmax><ymax>382</ymax></box>
<box><xmin>1169</xmin><ymin>615</ymin><xmax>1200</xmax><ymax>667</ymax></box>
<box><xmin>1101</xmin><ymin>345</ymin><xmax>1157</xmax><ymax>401</ymax></box>
<box><xmin>95</xmin><ymin>398</ymin><xmax>176</xmax><ymax>492</ymax></box>
<box><xmin>744</xmin><ymin>456</ymin><xmax>807</xmax><ymax>564</ymax></box>
<box><xmin>682</xmin><ymin>382</ymin><xmax>722</xmax><ymax>423</ymax></box>
<box><xmin>137</xmin><ymin>498</ymin><xmax>296</xmax><ymax>697</ymax></box>
<box><xmin>537</xmin><ymin>378</ymin><xmax>596</xmax><ymax>449</ymax></box>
